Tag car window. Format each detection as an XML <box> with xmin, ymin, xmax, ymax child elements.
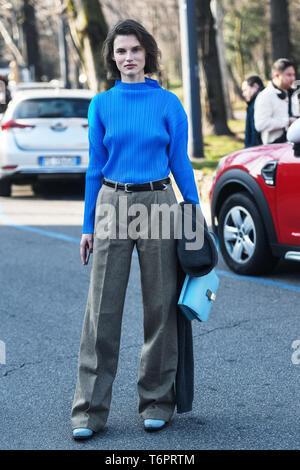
<box><xmin>13</xmin><ymin>98</ymin><xmax>91</xmax><ymax>119</ymax></box>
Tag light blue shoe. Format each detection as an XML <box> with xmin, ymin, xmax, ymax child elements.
<box><xmin>72</xmin><ymin>428</ymin><xmax>94</xmax><ymax>440</ymax></box>
<box><xmin>144</xmin><ymin>419</ymin><xmax>167</xmax><ymax>432</ymax></box>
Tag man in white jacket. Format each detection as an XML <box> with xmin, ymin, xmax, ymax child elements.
<box><xmin>254</xmin><ymin>58</ymin><xmax>299</xmax><ymax>144</ymax></box>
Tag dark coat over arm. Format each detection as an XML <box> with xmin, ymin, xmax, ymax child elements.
<box><xmin>175</xmin><ymin>201</ymin><xmax>218</xmax><ymax>413</ymax></box>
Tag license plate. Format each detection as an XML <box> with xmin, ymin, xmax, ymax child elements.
<box><xmin>39</xmin><ymin>156</ymin><xmax>81</xmax><ymax>166</ymax></box>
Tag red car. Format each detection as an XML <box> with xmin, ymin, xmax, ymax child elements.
<box><xmin>209</xmin><ymin>142</ymin><xmax>300</xmax><ymax>275</ymax></box>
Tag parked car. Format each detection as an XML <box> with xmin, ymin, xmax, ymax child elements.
<box><xmin>0</xmin><ymin>88</ymin><xmax>95</xmax><ymax>196</ymax></box>
<box><xmin>8</xmin><ymin>80</ymin><xmax>65</xmax><ymax>99</ymax></box>
<box><xmin>210</xmin><ymin>132</ymin><xmax>300</xmax><ymax>275</ymax></box>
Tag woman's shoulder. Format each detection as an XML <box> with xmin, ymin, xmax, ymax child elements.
<box><xmin>88</xmin><ymin>89</ymin><xmax>114</xmax><ymax>113</ymax></box>
<box><xmin>160</xmin><ymin>87</ymin><xmax>181</xmax><ymax>100</ymax></box>
<box><xmin>160</xmin><ymin>89</ymin><xmax>186</xmax><ymax>119</ymax></box>
<box><xmin>91</xmin><ymin>88</ymin><xmax>113</xmax><ymax>101</ymax></box>
<box><xmin>160</xmin><ymin>88</ymin><xmax>185</xmax><ymax>108</ymax></box>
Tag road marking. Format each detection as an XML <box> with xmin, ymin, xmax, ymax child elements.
<box><xmin>0</xmin><ymin>207</ymin><xmax>80</xmax><ymax>243</ymax></box>
<box><xmin>216</xmin><ymin>269</ymin><xmax>300</xmax><ymax>293</ymax></box>
<box><xmin>1</xmin><ymin>202</ymin><xmax>300</xmax><ymax>291</ymax></box>
<box><xmin>0</xmin><ymin>202</ymin><xmax>138</xmax><ymax>254</ymax></box>
<box><xmin>0</xmin><ymin>340</ymin><xmax>6</xmax><ymax>365</ymax></box>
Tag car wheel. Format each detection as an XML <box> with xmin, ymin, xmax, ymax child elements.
<box><xmin>32</xmin><ymin>182</ymin><xmax>43</xmax><ymax>195</ymax></box>
<box><xmin>0</xmin><ymin>180</ymin><xmax>11</xmax><ymax>197</ymax></box>
<box><xmin>218</xmin><ymin>192</ymin><xmax>278</xmax><ymax>275</ymax></box>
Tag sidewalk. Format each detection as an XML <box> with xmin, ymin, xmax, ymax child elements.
<box><xmin>1</xmin><ymin>173</ymin><xmax>213</xmax><ymax>228</ymax></box>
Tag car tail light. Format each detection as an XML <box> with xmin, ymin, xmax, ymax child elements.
<box><xmin>2</xmin><ymin>165</ymin><xmax>18</xmax><ymax>169</ymax></box>
<box><xmin>82</xmin><ymin>124</ymin><xmax>89</xmax><ymax>129</ymax></box>
<box><xmin>1</xmin><ymin>119</ymin><xmax>36</xmax><ymax>131</ymax></box>
<box><xmin>261</xmin><ymin>161</ymin><xmax>278</xmax><ymax>186</ymax></box>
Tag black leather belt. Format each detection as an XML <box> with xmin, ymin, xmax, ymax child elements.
<box><xmin>103</xmin><ymin>177</ymin><xmax>171</xmax><ymax>192</ymax></box>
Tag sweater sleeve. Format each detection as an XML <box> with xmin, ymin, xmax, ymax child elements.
<box><xmin>82</xmin><ymin>95</ymin><xmax>108</xmax><ymax>234</ymax></box>
<box><xmin>165</xmin><ymin>93</ymin><xmax>199</xmax><ymax>205</ymax></box>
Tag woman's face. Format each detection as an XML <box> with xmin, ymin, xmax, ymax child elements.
<box><xmin>112</xmin><ymin>34</ymin><xmax>146</xmax><ymax>82</ymax></box>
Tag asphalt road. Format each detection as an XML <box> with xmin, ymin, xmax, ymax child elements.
<box><xmin>0</xmin><ymin>183</ymin><xmax>299</xmax><ymax>450</ymax></box>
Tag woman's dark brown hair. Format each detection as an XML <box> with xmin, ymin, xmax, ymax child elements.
<box><xmin>102</xmin><ymin>19</ymin><xmax>161</xmax><ymax>80</ymax></box>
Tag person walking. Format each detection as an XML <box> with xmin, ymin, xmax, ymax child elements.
<box><xmin>241</xmin><ymin>76</ymin><xmax>264</xmax><ymax>148</ymax></box>
<box><xmin>254</xmin><ymin>58</ymin><xmax>299</xmax><ymax>144</ymax></box>
<box><xmin>71</xmin><ymin>18</ymin><xmax>200</xmax><ymax>440</ymax></box>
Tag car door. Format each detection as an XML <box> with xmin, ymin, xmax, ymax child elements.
<box><xmin>275</xmin><ymin>144</ymin><xmax>300</xmax><ymax>246</ymax></box>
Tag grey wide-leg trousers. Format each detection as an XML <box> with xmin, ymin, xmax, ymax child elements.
<box><xmin>71</xmin><ymin>182</ymin><xmax>179</xmax><ymax>432</ymax></box>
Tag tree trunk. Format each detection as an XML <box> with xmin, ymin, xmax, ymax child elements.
<box><xmin>58</xmin><ymin>1</ymin><xmax>71</xmax><ymax>88</ymax></box>
<box><xmin>0</xmin><ymin>18</ymin><xmax>26</xmax><ymax>70</ymax></box>
<box><xmin>263</xmin><ymin>44</ymin><xmax>271</xmax><ymax>80</ymax></box>
<box><xmin>23</xmin><ymin>0</ymin><xmax>43</xmax><ymax>80</ymax></box>
<box><xmin>66</xmin><ymin>0</ymin><xmax>109</xmax><ymax>92</ymax></box>
<box><xmin>227</xmin><ymin>64</ymin><xmax>244</xmax><ymax>101</ymax></box>
<box><xmin>195</xmin><ymin>0</ymin><xmax>233</xmax><ymax>135</ymax></box>
<box><xmin>233</xmin><ymin>13</ymin><xmax>244</xmax><ymax>83</ymax></box>
<box><xmin>270</xmin><ymin>0</ymin><xmax>291</xmax><ymax>61</ymax></box>
<box><xmin>211</xmin><ymin>0</ymin><xmax>233</xmax><ymax>119</ymax></box>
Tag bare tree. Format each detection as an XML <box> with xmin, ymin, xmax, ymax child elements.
<box><xmin>211</xmin><ymin>0</ymin><xmax>233</xmax><ymax>119</ymax></box>
<box><xmin>22</xmin><ymin>0</ymin><xmax>43</xmax><ymax>80</ymax></box>
<box><xmin>66</xmin><ymin>0</ymin><xmax>109</xmax><ymax>92</ymax></box>
<box><xmin>195</xmin><ymin>0</ymin><xmax>232</xmax><ymax>135</ymax></box>
<box><xmin>270</xmin><ymin>0</ymin><xmax>291</xmax><ymax>61</ymax></box>
<box><xmin>0</xmin><ymin>0</ymin><xmax>26</xmax><ymax>71</ymax></box>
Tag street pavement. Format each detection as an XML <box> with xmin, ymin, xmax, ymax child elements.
<box><xmin>0</xmin><ymin>183</ymin><xmax>299</xmax><ymax>450</ymax></box>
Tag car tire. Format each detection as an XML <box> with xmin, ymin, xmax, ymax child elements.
<box><xmin>32</xmin><ymin>182</ymin><xmax>43</xmax><ymax>195</ymax></box>
<box><xmin>218</xmin><ymin>192</ymin><xmax>278</xmax><ymax>275</ymax></box>
<box><xmin>0</xmin><ymin>180</ymin><xmax>11</xmax><ymax>197</ymax></box>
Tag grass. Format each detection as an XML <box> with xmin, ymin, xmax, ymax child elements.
<box><xmin>167</xmin><ymin>81</ymin><xmax>246</xmax><ymax>173</ymax></box>
<box><xmin>191</xmin><ymin>122</ymin><xmax>245</xmax><ymax>174</ymax></box>
<box><xmin>168</xmin><ymin>80</ymin><xmax>184</xmax><ymax>102</ymax></box>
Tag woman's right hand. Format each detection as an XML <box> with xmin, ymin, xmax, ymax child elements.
<box><xmin>80</xmin><ymin>233</ymin><xmax>93</xmax><ymax>265</ymax></box>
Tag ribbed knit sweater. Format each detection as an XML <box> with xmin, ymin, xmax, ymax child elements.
<box><xmin>82</xmin><ymin>77</ymin><xmax>199</xmax><ymax>234</ymax></box>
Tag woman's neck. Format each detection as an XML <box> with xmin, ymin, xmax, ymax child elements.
<box><xmin>119</xmin><ymin>71</ymin><xmax>145</xmax><ymax>84</ymax></box>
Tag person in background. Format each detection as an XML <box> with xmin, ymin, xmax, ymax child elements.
<box><xmin>242</xmin><ymin>76</ymin><xmax>264</xmax><ymax>147</ymax></box>
<box><xmin>254</xmin><ymin>58</ymin><xmax>299</xmax><ymax>144</ymax></box>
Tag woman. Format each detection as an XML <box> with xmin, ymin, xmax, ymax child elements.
<box><xmin>71</xmin><ymin>18</ymin><xmax>200</xmax><ymax>440</ymax></box>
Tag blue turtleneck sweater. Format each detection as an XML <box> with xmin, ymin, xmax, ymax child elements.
<box><xmin>83</xmin><ymin>77</ymin><xmax>199</xmax><ymax>234</ymax></box>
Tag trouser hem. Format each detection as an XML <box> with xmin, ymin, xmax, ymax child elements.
<box><xmin>71</xmin><ymin>418</ymin><xmax>105</xmax><ymax>433</ymax></box>
<box><xmin>140</xmin><ymin>410</ymin><xmax>175</xmax><ymax>422</ymax></box>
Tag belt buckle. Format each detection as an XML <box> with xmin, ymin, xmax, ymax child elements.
<box><xmin>124</xmin><ymin>183</ymin><xmax>132</xmax><ymax>193</ymax></box>
<box><xmin>162</xmin><ymin>183</ymin><xmax>168</xmax><ymax>190</ymax></box>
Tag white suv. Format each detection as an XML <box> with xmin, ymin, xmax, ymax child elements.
<box><xmin>0</xmin><ymin>88</ymin><xmax>95</xmax><ymax>196</ymax></box>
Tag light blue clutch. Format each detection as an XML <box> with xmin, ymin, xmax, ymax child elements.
<box><xmin>178</xmin><ymin>233</ymin><xmax>219</xmax><ymax>322</ymax></box>
<box><xmin>178</xmin><ymin>269</ymin><xmax>219</xmax><ymax>322</ymax></box>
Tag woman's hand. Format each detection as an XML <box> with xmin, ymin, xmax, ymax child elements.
<box><xmin>80</xmin><ymin>233</ymin><xmax>93</xmax><ymax>265</ymax></box>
